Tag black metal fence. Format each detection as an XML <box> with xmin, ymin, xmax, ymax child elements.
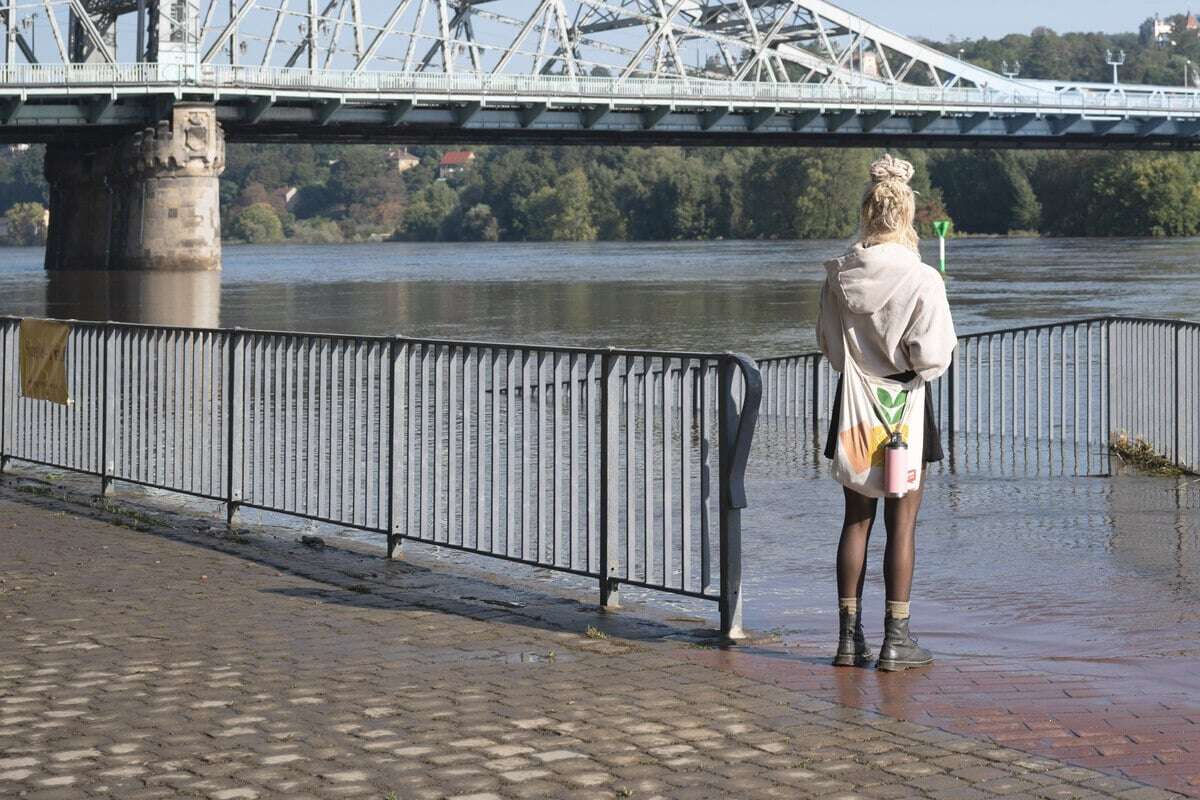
<box><xmin>0</xmin><ymin>317</ymin><xmax>762</xmax><ymax>637</ymax></box>
<box><xmin>756</xmin><ymin>317</ymin><xmax>1199</xmax><ymax>477</ymax></box>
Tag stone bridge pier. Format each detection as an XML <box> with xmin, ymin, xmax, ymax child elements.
<box><xmin>44</xmin><ymin>103</ymin><xmax>225</xmax><ymax>272</ymax></box>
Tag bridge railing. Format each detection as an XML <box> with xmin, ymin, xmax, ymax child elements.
<box><xmin>0</xmin><ymin>317</ymin><xmax>761</xmax><ymax>637</ymax></box>
<box><xmin>1</xmin><ymin>62</ymin><xmax>1200</xmax><ymax>118</ymax></box>
<box><xmin>756</xmin><ymin>317</ymin><xmax>1199</xmax><ymax>477</ymax></box>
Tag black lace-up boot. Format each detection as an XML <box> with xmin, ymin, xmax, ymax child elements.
<box><xmin>876</xmin><ymin>615</ymin><xmax>933</xmax><ymax>672</ymax></box>
<box><xmin>832</xmin><ymin>608</ymin><xmax>874</xmax><ymax>667</ymax></box>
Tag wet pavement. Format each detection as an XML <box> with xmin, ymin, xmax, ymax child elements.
<box><xmin>1</xmin><ymin>473</ymin><xmax>1198</xmax><ymax>799</ymax></box>
<box><xmin>727</xmin><ymin>429</ymin><xmax>1200</xmax><ymax>797</ymax></box>
<box><xmin>741</xmin><ymin>464</ymin><xmax>1200</xmax><ymax>674</ymax></box>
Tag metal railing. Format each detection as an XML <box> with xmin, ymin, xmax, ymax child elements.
<box><xmin>1</xmin><ymin>63</ymin><xmax>1200</xmax><ymax>119</ymax></box>
<box><xmin>756</xmin><ymin>317</ymin><xmax>1200</xmax><ymax>477</ymax></box>
<box><xmin>0</xmin><ymin>317</ymin><xmax>762</xmax><ymax>637</ymax></box>
<box><xmin>1109</xmin><ymin>318</ymin><xmax>1199</xmax><ymax>473</ymax></box>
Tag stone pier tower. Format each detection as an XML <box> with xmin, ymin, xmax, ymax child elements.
<box><xmin>45</xmin><ymin>103</ymin><xmax>226</xmax><ymax>271</ymax></box>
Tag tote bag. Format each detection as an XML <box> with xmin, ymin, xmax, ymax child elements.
<box><xmin>831</xmin><ymin>331</ymin><xmax>926</xmax><ymax>498</ymax></box>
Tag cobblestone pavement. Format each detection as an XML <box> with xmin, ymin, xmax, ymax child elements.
<box><xmin>0</xmin><ymin>478</ymin><xmax>1188</xmax><ymax>800</ymax></box>
<box><xmin>685</xmin><ymin>648</ymin><xmax>1200</xmax><ymax>799</ymax></box>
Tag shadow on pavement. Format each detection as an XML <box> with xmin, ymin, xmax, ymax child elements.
<box><xmin>0</xmin><ymin>472</ymin><xmax>730</xmax><ymax>650</ymax></box>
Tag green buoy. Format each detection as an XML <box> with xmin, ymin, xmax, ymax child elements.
<box><xmin>932</xmin><ymin>220</ymin><xmax>952</xmax><ymax>274</ymax></box>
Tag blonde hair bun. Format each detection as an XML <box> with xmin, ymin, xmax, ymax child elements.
<box><xmin>869</xmin><ymin>154</ymin><xmax>915</xmax><ymax>186</ymax></box>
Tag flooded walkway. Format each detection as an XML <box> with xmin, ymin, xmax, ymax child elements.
<box><xmin>731</xmin><ymin>439</ymin><xmax>1200</xmax><ymax>796</ymax></box>
<box><xmin>1</xmin><ymin>478</ymin><xmax>1193</xmax><ymax>799</ymax></box>
<box><xmin>741</xmin><ymin>466</ymin><xmax>1200</xmax><ymax>672</ymax></box>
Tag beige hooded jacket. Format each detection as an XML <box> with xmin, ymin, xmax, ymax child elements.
<box><xmin>817</xmin><ymin>242</ymin><xmax>957</xmax><ymax>382</ymax></box>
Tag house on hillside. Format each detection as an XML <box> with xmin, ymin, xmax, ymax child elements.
<box><xmin>388</xmin><ymin>148</ymin><xmax>421</xmax><ymax>173</ymax></box>
<box><xmin>1148</xmin><ymin>13</ymin><xmax>1176</xmax><ymax>45</ymax></box>
<box><xmin>438</xmin><ymin>151</ymin><xmax>475</xmax><ymax>180</ymax></box>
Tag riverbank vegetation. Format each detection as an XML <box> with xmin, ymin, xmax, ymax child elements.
<box><xmin>215</xmin><ymin>145</ymin><xmax>1200</xmax><ymax>243</ymax></box>
<box><xmin>2</xmin><ymin>16</ymin><xmax>1200</xmax><ymax>245</ymax></box>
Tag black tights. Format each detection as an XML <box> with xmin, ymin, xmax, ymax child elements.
<box><xmin>836</xmin><ymin>477</ymin><xmax>925</xmax><ymax>604</ymax></box>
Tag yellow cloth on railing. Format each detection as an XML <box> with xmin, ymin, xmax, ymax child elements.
<box><xmin>19</xmin><ymin>319</ymin><xmax>70</xmax><ymax>405</ymax></box>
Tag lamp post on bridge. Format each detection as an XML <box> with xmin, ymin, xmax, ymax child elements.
<box><xmin>1001</xmin><ymin>59</ymin><xmax>1021</xmax><ymax>80</ymax></box>
<box><xmin>1105</xmin><ymin>49</ymin><xmax>1125</xmax><ymax>85</ymax></box>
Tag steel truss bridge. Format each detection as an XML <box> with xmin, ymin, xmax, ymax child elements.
<box><xmin>2</xmin><ymin>0</ymin><xmax>1200</xmax><ymax>146</ymax></box>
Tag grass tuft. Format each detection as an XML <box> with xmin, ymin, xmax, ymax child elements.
<box><xmin>1110</xmin><ymin>432</ymin><xmax>1185</xmax><ymax>477</ymax></box>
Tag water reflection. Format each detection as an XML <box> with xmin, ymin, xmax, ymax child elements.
<box><xmin>1108</xmin><ymin>475</ymin><xmax>1200</xmax><ymax>600</ymax></box>
<box><xmin>221</xmin><ymin>277</ymin><xmax>815</xmax><ymax>351</ymax></box>
<box><xmin>2</xmin><ymin>238</ymin><xmax>1198</xmax><ymax>351</ymax></box>
<box><xmin>45</xmin><ymin>271</ymin><xmax>221</xmax><ymax>328</ymax></box>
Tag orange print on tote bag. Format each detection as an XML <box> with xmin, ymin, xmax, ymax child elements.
<box><xmin>831</xmin><ymin>330</ymin><xmax>925</xmax><ymax>498</ymax></box>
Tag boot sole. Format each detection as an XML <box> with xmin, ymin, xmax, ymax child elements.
<box><xmin>876</xmin><ymin>657</ymin><xmax>933</xmax><ymax>672</ymax></box>
<box><xmin>832</xmin><ymin>654</ymin><xmax>875</xmax><ymax>668</ymax></box>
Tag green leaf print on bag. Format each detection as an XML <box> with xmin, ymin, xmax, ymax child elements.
<box><xmin>876</xmin><ymin>387</ymin><xmax>909</xmax><ymax>426</ymax></box>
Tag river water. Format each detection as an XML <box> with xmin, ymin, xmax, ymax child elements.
<box><xmin>2</xmin><ymin>236</ymin><xmax>1199</xmax><ymax>353</ymax></box>
<box><xmin>1</xmin><ymin>238</ymin><xmax>1198</xmax><ymax>684</ymax></box>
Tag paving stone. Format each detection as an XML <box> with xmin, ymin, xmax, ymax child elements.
<box><xmin>0</xmin><ymin>488</ymin><xmax>1189</xmax><ymax>800</ymax></box>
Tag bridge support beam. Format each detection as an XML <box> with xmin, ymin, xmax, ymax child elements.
<box><xmin>45</xmin><ymin>103</ymin><xmax>226</xmax><ymax>272</ymax></box>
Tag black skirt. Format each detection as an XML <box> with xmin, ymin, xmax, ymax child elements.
<box><xmin>823</xmin><ymin>371</ymin><xmax>945</xmax><ymax>464</ymax></box>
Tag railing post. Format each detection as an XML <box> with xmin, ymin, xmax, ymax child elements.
<box><xmin>1174</xmin><ymin>322</ymin><xmax>1182</xmax><ymax>469</ymax></box>
<box><xmin>0</xmin><ymin>319</ymin><xmax>8</xmax><ymax>475</ymax></box>
<box><xmin>946</xmin><ymin>352</ymin><xmax>957</xmax><ymax>459</ymax></box>
<box><xmin>387</xmin><ymin>338</ymin><xmax>406</xmax><ymax>560</ymax></box>
<box><xmin>810</xmin><ymin>354</ymin><xmax>823</xmax><ymax>433</ymax></box>
<box><xmin>1106</xmin><ymin>319</ymin><xmax>1115</xmax><ymax>452</ymax></box>
<box><xmin>225</xmin><ymin>330</ymin><xmax>244</xmax><ymax>526</ymax></box>
<box><xmin>100</xmin><ymin>324</ymin><xmax>115</xmax><ymax>496</ymax></box>
<box><xmin>718</xmin><ymin>354</ymin><xmax>760</xmax><ymax>641</ymax></box>
<box><xmin>599</xmin><ymin>349</ymin><xmax>620</xmax><ymax>608</ymax></box>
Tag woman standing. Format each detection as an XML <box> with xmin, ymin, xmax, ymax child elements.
<box><xmin>816</xmin><ymin>155</ymin><xmax>957</xmax><ymax>671</ymax></box>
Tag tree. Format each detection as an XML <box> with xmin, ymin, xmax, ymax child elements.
<box><xmin>231</xmin><ymin>203</ymin><xmax>284</xmax><ymax>243</ymax></box>
<box><xmin>1084</xmin><ymin>153</ymin><xmax>1200</xmax><ymax>237</ymax></box>
<box><xmin>325</xmin><ymin>147</ymin><xmax>406</xmax><ymax>228</ymax></box>
<box><xmin>0</xmin><ymin>146</ymin><xmax>47</xmax><ymax>211</ymax></box>
<box><xmin>290</xmin><ymin>184</ymin><xmax>336</xmax><ymax>220</ymax></box>
<box><xmin>1029</xmin><ymin>153</ymin><xmax>1103</xmax><ymax>236</ymax></box>
<box><xmin>4</xmin><ymin>202</ymin><xmax>46</xmax><ymax>245</ymax></box>
<box><xmin>459</xmin><ymin>204</ymin><xmax>500</xmax><ymax>241</ymax></box>
<box><xmin>930</xmin><ymin>151</ymin><xmax>1040</xmax><ymax>234</ymax></box>
<box><xmin>521</xmin><ymin>169</ymin><xmax>597</xmax><ymax>241</ymax></box>
<box><xmin>238</xmin><ymin>181</ymin><xmax>284</xmax><ymax>215</ymax></box>
<box><xmin>395</xmin><ymin>182</ymin><xmax>458</xmax><ymax>240</ymax></box>
<box><xmin>290</xmin><ymin>217</ymin><xmax>344</xmax><ymax>244</ymax></box>
<box><xmin>788</xmin><ymin>151</ymin><xmax>874</xmax><ymax>240</ymax></box>
<box><xmin>738</xmin><ymin>150</ymin><xmax>869</xmax><ymax>240</ymax></box>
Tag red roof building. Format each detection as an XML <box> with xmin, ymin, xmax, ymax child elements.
<box><xmin>438</xmin><ymin>151</ymin><xmax>476</xmax><ymax>179</ymax></box>
<box><xmin>1188</xmin><ymin>10</ymin><xmax>1200</xmax><ymax>30</ymax></box>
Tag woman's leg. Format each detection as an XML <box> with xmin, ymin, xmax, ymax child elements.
<box><xmin>882</xmin><ymin>477</ymin><xmax>924</xmax><ymax>602</ymax></box>
<box><xmin>876</xmin><ymin>473</ymin><xmax>933</xmax><ymax>671</ymax></box>
<box><xmin>834</xmin><ymin>487</ymin><xmax>878</xmax><ymax>666</ymax></box>
<box><xmin>837</xmin><ymin>487</ymin><xmax>878</xmax><ymax>599</ymax></box>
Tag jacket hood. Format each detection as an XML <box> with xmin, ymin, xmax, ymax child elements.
<box><xmin>823</xmin><ymin>242</ymin><xmax>924</xmax><ymax>315</ymax></box>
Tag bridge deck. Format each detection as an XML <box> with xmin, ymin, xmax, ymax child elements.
<box><xmin>2</xmin><ymin>65</ymin><xmax>1200</xmax><ymax>148</ymax></box>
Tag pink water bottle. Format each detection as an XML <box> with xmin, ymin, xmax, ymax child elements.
<box><xmin>884</xmin><ymin>432</ymin><xmax>909</xmax><ymax>498</ymax></box>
